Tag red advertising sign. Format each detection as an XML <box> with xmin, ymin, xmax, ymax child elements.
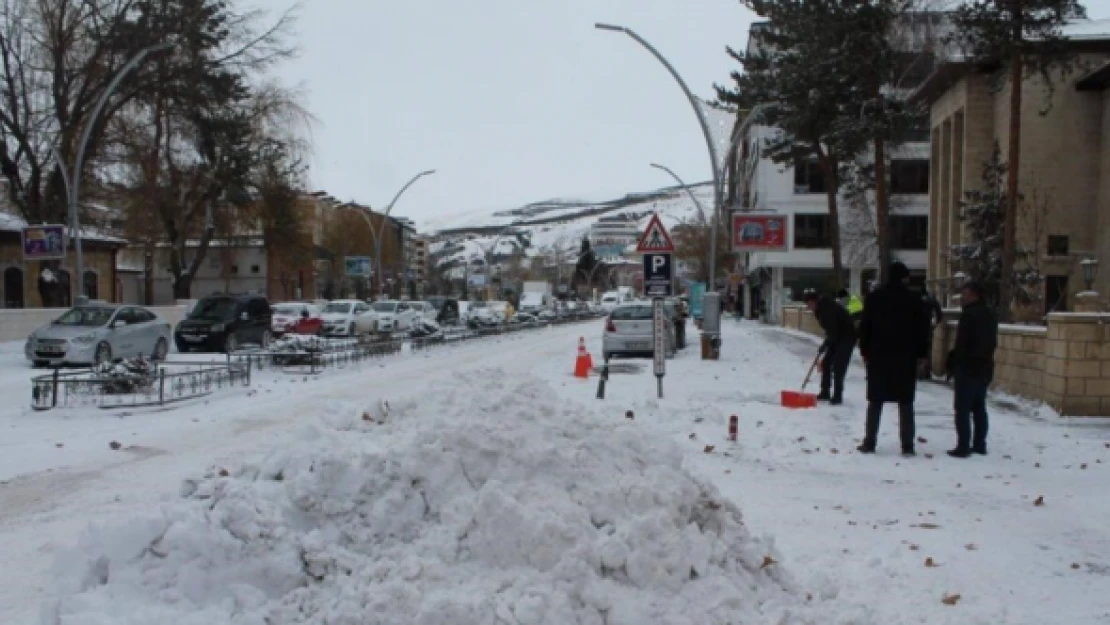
<box><xmin>731</xmin><ymin>214</ymin><xmax>788</xmax><ymax>251</ymax></box>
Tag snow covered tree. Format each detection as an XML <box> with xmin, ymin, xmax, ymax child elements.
<box><xmin>946</xmin><ymin>0</ymin><xmax>1086</xmax><ymax>319</ymax></box>
<box><xmin>950</xmin><ymin>143</ymin><xmax>1041</xmax><ymax>308</ymax></box>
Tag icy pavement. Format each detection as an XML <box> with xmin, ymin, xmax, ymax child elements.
<box><xmin>2</xmin><ymin>320</ymin><xmax>1109</xmax><ymax>624</ymax></box>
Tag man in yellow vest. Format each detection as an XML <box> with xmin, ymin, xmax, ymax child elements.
<box><xmin>838</xmin><ymin>289</ymin><xmax>864</xmax><ymax>327</ymax></box>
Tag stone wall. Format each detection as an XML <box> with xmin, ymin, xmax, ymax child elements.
<box><xmin>784</xmin><ymin>305</ymin><xmax>1110</xmax><ymax>417</ymax></box>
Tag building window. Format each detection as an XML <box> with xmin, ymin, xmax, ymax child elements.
<box><xmin>83</xmin><ymin>270</ymin><xmax>98</xmax><ymax>300</ymax></box>
<box><xmin>231</xmin><ymin>265</ymin><xmax>239</xmax><ymax>274</ymax></box>
<box><xmin>890</xmin><ymin>159</ymin><xmax>930</xmax><ymax>194</ymax></box>
<box><xmin>793</xmin><ymin>214</ymin><xmax>832</xmax><ymax>249</ymax></box>
<box><xmin>793</xmin><ymin>159</ymin><xmax>826</xmax><ymax>194</ymax></box>
<box><xmin>1045</xmin><ymin>275</ymin><xmax>1068</xmax><ymax>315</ymax></box>
<box><xmin>889</xmin><ymin>215</ymin><xmax>929</xmax><ymax>250</ymax></box>
<box><xmin>251</xmin><ymin>265</ymin><xmax>260</xmax><ymax>274</ymax></box>
<box><xmin>1046</xmin><ymin>235</ymin><xmax>1069</xmax><ymax>256</ymax></box>
<box><xmin>3</xmin><ymin>267</ymin><xmax>24</xmax><ymax>308</ymax></box>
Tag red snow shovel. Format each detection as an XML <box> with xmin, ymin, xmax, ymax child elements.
<box><xmin>781</xmin><ymin>351</ymin><xmax>821</xmax><ymax>409</ymax></box>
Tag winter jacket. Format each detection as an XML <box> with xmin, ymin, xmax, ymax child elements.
<box><xmin>858</xmin><ymin>281</ymin><xmax>930</xmax><ymax>403</ymax></box>
<box><xmin>814</xmin><ymin>295</ymin><xmax>857</xmax><ymax>352</ymax></box>
<box><xmin>948</xmin><ymin>300</ymin><xmax>998</xmax><ymax>382</ymax></box>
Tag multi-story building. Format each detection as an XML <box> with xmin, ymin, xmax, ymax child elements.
<box><xmin>732</xmin><ymin>19</ymin><xmax>935</xmax><ymax>322</ymax></box>
<box><xmin>911</xmin><ymin>19</ymin><xmax>1110</xmax><ymax>316</ymax></box>
<box><xmin>588</xmin><ymin>216</ymin><xmax>639</xmax><ymax>263</ymax></box>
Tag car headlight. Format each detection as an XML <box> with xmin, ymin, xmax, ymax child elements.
<box><xmin>72</xmin><ymin>333</ymin><xmax>98</xmax><ymax>344</ymax></box>
<box><xmin>210</xmin><ymin>323</ymin><xmax>226</xmax><ymax>332</ymax></box>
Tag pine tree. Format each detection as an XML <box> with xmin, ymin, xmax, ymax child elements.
<box><xmin>947</xmin><ymin>0</ymin><xmax>1086</xmax><ymax>320</ymax></box>
<box><xmin>950</xmin><ymin>143</ymin><xmax>1041</xmax><ymax>307</ymax></box>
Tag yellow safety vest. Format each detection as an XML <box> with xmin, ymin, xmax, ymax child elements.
<box><xmin>846</xmin><ymin>295</ymin><xmax>863</xmax><ymax>315</ymax></box>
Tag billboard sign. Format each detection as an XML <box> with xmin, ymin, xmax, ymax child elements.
<box><xmin>732</xmin><ymin>214</ymin><xmax>788</xmax><ymax>251</ymax></box>
<box><xmin>344</xmin><ymin>256</ymin><xmax>372</xmax><ymax>277</ymax></box>
<box><xmin>21</xmin><ymin>225</ymin><xmax>67</xmax><ymax>260</ymax></box>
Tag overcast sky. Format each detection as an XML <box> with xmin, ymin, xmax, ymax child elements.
<box><xmin>278</xmin><ymin>1</ymin><xmax>1110</xmax><ymax>227</ymax></box>
<box><xmin>277</xmin><ymin>0</ymin><xmax>757</xmax><ymax>226</ymax></box>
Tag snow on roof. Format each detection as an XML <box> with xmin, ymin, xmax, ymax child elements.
<box><xmin>1060</xmin><ymin>18</ymin><xmax>1110</xmax><ymax>41</ymax></box>
<box><xmin>0</xmin><ymin>210</ymin><xmax>127</xmax><ymax>244</ymax></box>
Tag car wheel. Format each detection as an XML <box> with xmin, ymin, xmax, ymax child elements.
<box><xmin>94</xmin><ymin>342</ymin><xmax>112</xmax><ymax>367</ymax></box>
<box><xmin>261</xmin><ymin>330</ymin><xmax>272</xmax><ymax>349</ymax></box>
<box><xmin>152</xmin><ymin>338</ymin><xmax>169</xmax><ymax>361</ymax></box>
<box><xmin>225</xmin><ymin>333</ymin><xmax>239</xmax><ymax>353</ymax></box>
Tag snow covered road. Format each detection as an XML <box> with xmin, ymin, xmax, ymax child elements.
<box><xmin>2</xmin><ymin>319</ymin><xmax>1109</xmax><ymax>624</ymax></box>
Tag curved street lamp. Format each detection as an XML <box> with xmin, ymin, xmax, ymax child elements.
<box><xmin>595</xmin><ymin>23</ymin><xmax>723</xmax><ymax>301</ymax></box>
<box><xmin>68</xmin><ymin>42</ymin><xmax>174</xmax><ymax>305</ymax></box>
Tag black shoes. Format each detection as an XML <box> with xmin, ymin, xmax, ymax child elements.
<box><xmin>830</xmin><ymin>396</ymin><xmax>843</xmax><ymax>405</ymax></box>
<box><xmin>816</xmin><ymin>392</ymin><xmax>832</xmax><ymax>402</ymax></box>
<box><xmin>901</xmin><ymin>448</ymin><xmax>916</xmax><ymax>457</ymax></box>
<box><xmin>856</xmin><ymin>444</ymin><xmax>875</xmax><ymax>454</ymax></box>
<box><xmin>947</xmin><ymin>448</ymin><xmax>971</xmax><ymax>458</ymax></box>
<box><xmin>972</xmin><ymin>446</ymin><xmax>987</xmax><ymax>456</ymax></box>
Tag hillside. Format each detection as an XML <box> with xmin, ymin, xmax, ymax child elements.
<box><xmin>425</xmin><ymin>181</ymin><xmax>716</xmax><ymax>274</ymax></box>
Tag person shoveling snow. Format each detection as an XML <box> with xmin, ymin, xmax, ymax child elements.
<box><xmin>41</xmin><ymin>371</ymin><xmax>867</xmax><ymax>625</ymax></box>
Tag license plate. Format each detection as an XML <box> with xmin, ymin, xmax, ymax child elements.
<box><xmin>39</xmin><ymin>348</ymin><xmax>63</xmax><ymax>355</ymax></box>
<box><xmin>627</xmin><ymin>342</ymin><xmax>650</xmax><ymax>350</ymax></box>
<box><xmin>183</xmin><ymin>335</ymin><xmax>204</xmax><ymax>342</ymax></box>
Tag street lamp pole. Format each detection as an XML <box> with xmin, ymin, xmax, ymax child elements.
<box><xmin>68</xmin><ymin>42</ymin><xmax>173</xmax><ymax>305</ymax></box>
<box><xmin>595</xmin><ymin>23</ymin><xmax>723</xmax><ymax>307</ymax></box>
<box><xmin>365</xmin><ymin>169</ymin><xmax>435</xmax><ymax>297</ymax></box>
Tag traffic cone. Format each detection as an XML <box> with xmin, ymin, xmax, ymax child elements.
<box><xmin>574</xmin><ymin>337</ymin><xmax>593</xmax><ymax>378</ymax></box>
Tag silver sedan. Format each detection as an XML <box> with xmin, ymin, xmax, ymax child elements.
<box><xmin>25</xmin><ymin>304</ymin><xmax>173</xmax><ymax>367</ymax></box>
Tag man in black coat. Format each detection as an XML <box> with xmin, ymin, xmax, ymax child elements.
<box><xmin>946</xmin><ymin>281</ymin><xmax>998</xmax><ymax>458</ymax></box>
<box><xmin>856</xmin><ymin>262</ymin><xmax>930</xmax><ymax>455</ymax></box>
<box><xmin>803</xmin><ymin>291</ymin><xmax>857</xmax><ymax>405</ymax></box>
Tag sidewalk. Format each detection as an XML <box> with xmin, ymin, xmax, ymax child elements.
<box><xmin>571</xmin><ymin>319</ymin><xmax>1110</xmax><ymax>625</ymax></box>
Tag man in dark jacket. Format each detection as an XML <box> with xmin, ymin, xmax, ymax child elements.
<box><xmin>803</xmin><ymin>291</ymin><xmax>857</xmax><ymax>405</ymax></box>
<box><xmin>946</xmin><ymin>281</ymin><xmax>998</xmax><ymax>458</ymax></box>
<box><xmin>856</xmin><ymin>262</ymin><xmax>930</xmax><ymax>455</ymax></box>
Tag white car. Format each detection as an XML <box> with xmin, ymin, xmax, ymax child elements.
<box><xmin>369</xmin><ymin>300</ymin><xmax>418</xmax><ymax>332</ymax></box>
<box><xmin>319</xmin><ymin>300</ymin><xmax>377</xmax><ymax>337</ymax></box>
<box><xmin>409</xmin><ymin>301</ymin><xmax>439</xmax><ymax>322</ymax></box>
<box><xmin>600</xmin><ymin>292</ymin><xmax>621</xmax><ymax>312</ymax></box>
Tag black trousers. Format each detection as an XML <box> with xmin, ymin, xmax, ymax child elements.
<box><xmin>673</xmin><ymin>319</ymin><xmax>686</xmax><ymax>349</ymax></box>
<box><xmin>820</xmin><ymin>338</ymin><xmax>856</xmax><ymax>399</ymax></box>
<box><xmin>954</xmin><ymin>374</ymin><xmax>990</xmax><ymax>451</ymax></box>
<box><xmin>864</xmin><ymin>401</ymin><xmax>915</xmax><ymax>451</ymax></box>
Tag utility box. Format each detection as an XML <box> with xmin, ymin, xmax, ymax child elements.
<box><xmin>702</xmin><ymin>292</ymin><xmax>722</xmax><ymax>335</ymax></box>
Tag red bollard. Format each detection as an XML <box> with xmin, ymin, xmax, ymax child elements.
<box><xmin>728</xmin><ymin>415</ymin><xmax>738</xmax><ymax>441</ymax></box>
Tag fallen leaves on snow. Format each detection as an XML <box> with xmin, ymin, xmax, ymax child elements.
<box><xmin>941</xmin><ymin>593</ymin><xmax>961</xmax><ymax>606</ymax></box>
<box><xmin>915</xmin><ymin>523</ymin><xmax>941</xmax><ymax>529</ymax></box>
<box><xmin>917</xmin><ymin>436</ymin><xmax>927</xmax><ymax>444</ymax></box>
<box><xmin>1034</xmin><ymin>496</ymin><xmax>1045</xmax><ymax>507</ymax></box>
<box><xmin>925</xmin><ymin>557</ymin><xmax>938</xmax><ymax>567</ymax></box>
<box><xmin>108</xmin><ymin>441</ymin><xmax>122</xmax><ymax>450</ymax></box>
<box><xmin>965</xmin><ymin>543</ymin><xmax>978</xmax><ymax>551</ymax></box>
<box><xmin>703</xmin><ymin>445</ymin><xmax>715</xmax><ymax>453</ymax></box>
<box><xmin>760</xmin><ymin>556</ymin><xmax>777</xmax><ymax>569</ymax></box>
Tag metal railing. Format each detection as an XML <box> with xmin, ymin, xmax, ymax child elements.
<box><xmin>231</xmin><ymin>337</ymin><xmax>403</xmax><ymax>374</ymax></box>
<box><xmin>31</xmin><ymin>360</ymin><xmax>251</xmax><ymax>411</ymax></box>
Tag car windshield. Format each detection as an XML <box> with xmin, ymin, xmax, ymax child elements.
<box><xmin>373</xmin><ymin>302</ymin><xmax>398</xmax><ymax>312</ymax></box>
<box><xmin>427</xmin><ymin>297</ymin><xmax>445</xmax><ymax>309</ymax></box>
<box><xmin>611</xmin><ymin>306</ymin><xmax>653</xmax><ymax>321</ymax></box>
<box><xmin>323</xmin><ymin>303</ymin><xmax>352</xmax><ymax>314</ymax></box>
<box><xmin>53</xmin><ymin>306</ymin><xmax>116</xmax><ymax>327</ymax></box>
<box><xmin>188</xmin><ymin>297</ymin><xmax>237</xmax><ymax>320</ymax></box>
<box><xmin>272</xmin><ymin>304</ymin><xmax>305</xmax><ymax>315</ymax></box>
<box><xmin>602</xmin><ymin>296</ymin><xmax>617</xmax><ymax>302</ymax></box>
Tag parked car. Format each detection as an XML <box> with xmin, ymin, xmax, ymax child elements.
<box><xmin>426</xmin><ymin>297</ymin><xmax>461</xmax><ymax>325</ymax></box>
<box><xmin>319</xmin><ymin>300</ymin><xmax>377</xmax><ymax>337</ymax></box>
<box><xmin>369</xmin><ymin>300</ymin><xmax>418</xmax><ymax>332</ymax></box>
<box><xmin>26</xmin><ymin>304</ymin><xmax>172</xmax><ymax>367</ymax></box>
<box><xmin>409</xmin><ymin>301</ymin><xmax>439</xmax><ymax>323</ymax></box>
<box><xmin>601</xmin><ymin>302</ymin><xmax>675</xmax><ymax>360</ymax></box>
<box><xmin>508</xmin><ymin>312</ymin><xmax>541</xmax><ymax>327</ymax></box>
<box><xmin>271</xmin><ymin>302</ymin><xmax>323</xmax><ymax>336</ymax></box>
<box><xmin>599</xmin><ymin>292</ymin><xmax>621</xmax><ymax>312</ymax></box>
<box><xmin>174</xmin><ymin>293</ymin><xmax>273</xmax><ymax>353</ymax></box>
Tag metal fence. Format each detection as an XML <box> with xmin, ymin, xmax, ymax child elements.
<box><xmin>231</xmin><ymin>337</ymin><xmax>404</xmax><ymax>374</ymax></box>
<box><xmin>410</xmin><ymin>315</ymin><xmax>601</xmax><ymax>352</ymax></box>
<box><xmin>31</xmin><ymin>360</ymin><xmax>251</xmax><ymax>411</ymax></box>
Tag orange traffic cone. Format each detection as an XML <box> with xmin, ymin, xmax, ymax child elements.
<box><xmin>574</xmin><ymin>337</ymin><xmax>593</xmax><ymax>378</ymax></box>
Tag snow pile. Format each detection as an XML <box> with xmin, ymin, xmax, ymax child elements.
<box><xmin>42</xmin><ymin>372</ymin><xmax>854</xmax><ymax>625</ymax></box>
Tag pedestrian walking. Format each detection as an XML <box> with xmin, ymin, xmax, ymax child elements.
<box><xmin>919</xmin><ymin>290</ymin><xmax>944</xmax><ymax>379</ymax></box>
<box><xmin>945</xmin><ymin>281</ymin><xmax>998</xmax><ymax>458</ymax></box>
<box><xmin>856</xmin><ymin>262</ymin><xmax>930</xmax><ymax>455</ymax></box>
<box><xmin>803</xmin><ymin>291</ymin><xmax>857</xmax><ymax>405</ymax></box>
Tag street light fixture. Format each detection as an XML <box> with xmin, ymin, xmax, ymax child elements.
<box><xmin>594</xmin><ymin>23</ymin><xmax>724</xmax><ymax>329</ymax></box>
<box><xmin>68</xmin><ymin>41</ymin><xmax>174</xmax><ymax>305</ymax></box>
<box><xmin>1081</xmin><ymin>258</ymin><xmax>1099</xmax><ymax>292</ymax></box>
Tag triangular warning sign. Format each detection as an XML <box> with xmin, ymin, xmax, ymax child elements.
<box><xmin>636</xmin><ymin>214</ymin><xmax>675</xmax><ymax>253</ymax></box>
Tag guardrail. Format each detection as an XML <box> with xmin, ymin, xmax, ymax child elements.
<box><xmin>230</xmin><ymin>336</ymin><xmax>403</xmax><ymax>374</ymax></box>
<box><xmin>31</xmin><ymin>360</ymin><xmax>250</xmax><ymax>411</ymax></box>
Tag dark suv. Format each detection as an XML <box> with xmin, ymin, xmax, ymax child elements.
<box><xmin>174</xmin><ymin>293</ymin><xmax>273</xmax><ymax>353</ymax></box>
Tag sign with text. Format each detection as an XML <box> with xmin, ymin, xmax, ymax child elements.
<box><xmin>344</xmin><ymin>256</ymin><xmax>372</xmax><ymax>277</ymax></box>
<box><xmin>21</xmin><ymin>225</ymin><xmax>66</xmax><ymax>260</ymax></box>
<box><xmin>642</xmin><ymin>253</ymin><xmax>673</xmax><ymax>298</ymax></box>
<box><xmin>732</xmin><ymin>214</ymin><xmax>788</xmax><ymax>251</ymax></box>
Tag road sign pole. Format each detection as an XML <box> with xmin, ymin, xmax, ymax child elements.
<box><xmin>653</xmin><ymin>296</ymin><xmax>665</xmax><ymax>399</ymax></box>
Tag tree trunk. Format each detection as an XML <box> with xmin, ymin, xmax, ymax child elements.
<box><xmin>874</xmin><ymin>137</ymin><xmax>891</xmax><ymax>283</ymax></box>
<box><xmin>816</xmin><ymin>150</ymin><xmax>845</xmax><ymax>291</ymax></box>
<box><xmin>143</xmin><ymin>244</ymin><xmax>155</xmax><ymax>306</ymax></box>
<box><xmin>999</xmin><ymin>19</ymin><xmax>1023</xmax><ymax>321</ymax></box>
<box><xmin>173</xmin><ymin>275</ymin><xmax>192</xmax><ymax>300</ymax></box>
